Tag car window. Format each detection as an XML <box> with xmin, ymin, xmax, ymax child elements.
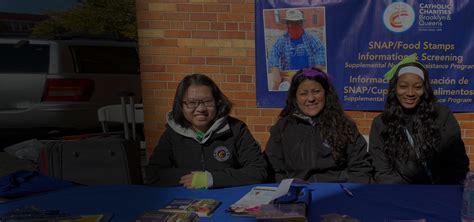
<box><xmin>0</xmin><ymin>43</ymin><xmax>50</xmax><ymax>73</ymax></box>
<box><xmin>70</xmin><ymin>45</ymin><xmax>139</xmax><ymax>74</ymax></box>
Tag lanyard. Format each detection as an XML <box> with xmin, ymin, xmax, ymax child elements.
<box><xmin>404</xmin><ymin>127</ymin><xmax>434</xmax><ymax>184</ymax></box>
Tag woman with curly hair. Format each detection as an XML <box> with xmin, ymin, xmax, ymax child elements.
<box><xmin>370</xmin><ymin>54</ymin><xmax>469</xmax><ymax>184</ymax></box>
<box><xmin>265</xmin><ymin>68</ymin><xmax>372</xmax><ymax>183</ymax></box>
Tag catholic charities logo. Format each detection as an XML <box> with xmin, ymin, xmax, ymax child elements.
<box><xmin>383</xmin><ymin>2</ymin><xmax>415</xmax><ymax>33</ymax></box>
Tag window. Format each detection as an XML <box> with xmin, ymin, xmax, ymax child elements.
<box><xmin>71</xmin><ymin>45</ymin><xmax>140</xmax><ymax>74</ymax></box>
<box><xmin>0</xmin><ymin>43</ymin><xmax>50</xmax><ymax>73</ymax></box>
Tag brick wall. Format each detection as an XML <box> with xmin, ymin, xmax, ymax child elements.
<box><xmin>135</xmin><ymin>0</ymin><xmax>474</xmax><ymax>168</ymax></box>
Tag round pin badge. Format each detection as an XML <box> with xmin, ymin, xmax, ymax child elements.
<box><xmin>213</xmin><ymin>146</ymin><xmax>231</xmax><ymax>162</ymax></box>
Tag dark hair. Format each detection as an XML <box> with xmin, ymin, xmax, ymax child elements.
<box><xmin>381</xmin><ymin>62</ymin><xmax>439</xmax><ymax>163</ymax></box>
<box><xmin>171</xmin><ymin>73</ymin><xmax>232</xmax><ymax>128</ymax></box>
<box><xmin>280</xmin><ymin>68</ymin><xmax>359</xmax><ymax>163</ymax></box>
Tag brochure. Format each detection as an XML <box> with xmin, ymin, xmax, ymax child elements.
<box><xmin>227</xmin><ymin>178</ymin><xmax>296</xmax><ymax>216</ymax></box>
<box><xmin>159</xmin><ymin>199</ymin><xmax>221</xmax><ymax>217</ymax></box>
<box><xmin>135</xmin><ymin>211</ymin><xmax>199</xmax><ymax>222</ymax></box>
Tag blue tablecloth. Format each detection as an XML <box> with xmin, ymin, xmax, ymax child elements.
<box><xmin>0</xmin><ymin>183</ymin><xmax>463</xmax><ymax>221</ymax></box>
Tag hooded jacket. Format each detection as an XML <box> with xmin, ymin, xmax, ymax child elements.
<box><xmin>265</xmin><ymin>113</ymin><xmax>372</xmax><ymax>183</ymax></box>
<box><xmin>145</xmin><ymin>114</ymin><xmax>267</xmax><ymax>188</ymax></box>
<box><xmin>369</xmin><ymin>104</ymin><xmax>469</xmax><ymax>184</ymax></box>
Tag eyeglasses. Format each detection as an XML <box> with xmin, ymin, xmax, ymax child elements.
<box><xmin>183</xmin><ymin>100</ymin><xmax>216</xmax><ymax>109</ymax></box>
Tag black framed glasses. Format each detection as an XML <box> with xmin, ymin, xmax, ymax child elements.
<box><xmin>183</xmin><ymin>100</ymin><xmax>216</xmax><ymax>109</ymax></box>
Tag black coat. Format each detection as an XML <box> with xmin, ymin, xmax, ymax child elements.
<box><xmin>145</xmin><ymin>116</ymin><xmax>267</xmax><ymax>188</ymax></box>
<box><xmin>369</xmin><ymin>104</ymin><xmax>469</xmax><ymax>184</ymax></box>
<box><xmin>265</xmin><ymin>114</ymin><xmax>373</xmax><ymax>183</ymax></box>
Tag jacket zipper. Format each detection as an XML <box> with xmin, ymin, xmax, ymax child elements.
<box><xmin>200</xmin><ymin>145</ymin><xmax>206</xmax><ymax>171</ymax></box>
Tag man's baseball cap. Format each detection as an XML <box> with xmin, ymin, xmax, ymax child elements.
<box><xmin>284</xmin><ymin>9</ymin><xmax>304</xmax><ymax>21</ymax></box>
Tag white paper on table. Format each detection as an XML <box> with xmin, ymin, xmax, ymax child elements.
<box><xmin>230</xmin><ymin>178</ymin><xmax>295</xmax><ymax>208</ymax></box>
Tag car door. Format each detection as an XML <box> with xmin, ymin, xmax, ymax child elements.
<box><xmin>0</xmin><ymin>39</ymin><xmax>49</xmax><ymax>118</ymax></box>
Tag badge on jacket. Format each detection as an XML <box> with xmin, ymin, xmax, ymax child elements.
<box><xmin>213</xmin><ymin>146</ymin><xmax>231</xmax><ymax>162</ymax></box>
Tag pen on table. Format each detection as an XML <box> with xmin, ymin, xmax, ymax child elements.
<box><xmin>339</xmin><ymin>184</ymin><xmax>354</xmax><ymax>197</ymax></box>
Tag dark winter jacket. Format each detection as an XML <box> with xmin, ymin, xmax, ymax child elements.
<box><xmin>145</xmin><ymin>114</ymin><xmax>267</xmax><ymax>188</ymax></box>
<box><xmin>265</xmin><ymin>114</ymin><xmax>372</xmax><ymax>183</ymax></box>
<box><xmin>369</xmin><ymin>104</ymin><xmax>469</xmax><ymax>184</ymax></box>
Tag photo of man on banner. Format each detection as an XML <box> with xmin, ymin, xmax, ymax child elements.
<box><xmin>265</xmin><ymin>8</ymin><xmax>327</xmax><ymax>91</ymax></box>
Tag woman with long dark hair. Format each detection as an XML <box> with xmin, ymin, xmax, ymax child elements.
<box><xmin>370</xmin><ymin>54</ymin><xmax>469</xmax><ymax>184</ymax></box>
<box><xmin>145</xmin><ymin>74</ymin><xmax>267</xmax><ymax>188</ymax></box>
<box><xmin>265</xmin><ymin>68</ymin><xmax>372</xmax><ymax>183</ymax></box>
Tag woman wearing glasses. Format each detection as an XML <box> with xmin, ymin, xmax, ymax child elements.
<box><xmin>145</xmin><ymin>74</ymin><xmax>267</xmax><ymax>188</ymax></box>
<box><xmin>265</xmin><ymin>68</ymin><xmax>372</xmax><ymax>183</ymax></box>
<box><xmin>369</xmin><ymin>54</ymin><xmax>469</xmax><ymax>184</ymax></box>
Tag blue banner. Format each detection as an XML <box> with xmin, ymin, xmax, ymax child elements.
<box><xmin>256</xmin><ymin>0</ymin><xmax>474</xmax><ymax>112</ymax></box>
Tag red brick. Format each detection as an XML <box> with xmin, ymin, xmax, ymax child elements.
<box><xmin>466</xmin><ymin>130</ymin><xmax>474</xmax><ymax>138</ymax></box>
<box><xmin>142</xmin><ymin>81</ymin><xmax>168</xmax><ymax>89</ymax></box>
<box><xmin>232</xmin><ymin>100</ymin><xmax>246</xmax><ymax>107</ymax></box>
<box><xmin>246</xmin><ymin>31</ymin><xmax>255</xmax><ymax>40</ymax></box>
<box><xmin>240</xmin><ymin>75</ymin><xmax>253</xmax><ymax>83</ymax></box>
<box><xmin>192</xmin><ymin>48</ymin><xmax>219</xmax><ymax>56</ymax></box>
<box><xmin>179</xmin><ymin>57</ymin><xmax>206</xmax><ymax>65</ymax></box>
<box><xmin>226</xmin><ymin>22</ymin><xmax>238</xmax><ymax>30</ymax></box>
<box><xmin>239</xmin><ymin>23</ymin><xmax>252</xmax><ymax>31</ymax></box>
<box><xmin>153</xmin><ymin>73</ymin><xmax>175</xmax><ymax>81</ymax></box>
<box><xmin>196</xmin><ymin>22</ymin><xmax>211</xmax><ymax>29</ymax></box>
<box><xmin>190</xmin><ymin>13</ymin><xmax>217</xmax><ymax>21</ymax></box>
<box><xmin>139</xmin><ymin>47</ymin><xmax>192</xmax><ymax>56</ymax></box>
<box><xmin>461</xmin><ymin>122</ymin><xmax>474</xmax><ymax>129</ymax></box>
<box><xmin>170</xmin><ymin>21</ymin><xmax>184</xmax><ymax>29</ymax></box>
<box><xmin>164</xmin><ymin>13</ymin><xmax>190</xmax><ymax>20</ymax></box>
<box><xmin>206</xmin><ymin>57</ymin><xmax>233</xmax><ymax>65</ymax></box>
<box><xmin>164</xmin><ymin>30</ymin><xmax>191</xmax><ymax>38</ymax></box>
<box><xmin>141</xmin><ymin>73</ymin><xmax>154</xmax><ymax>81</ymax></box>
<box><xmin>150</xmin><ymin>21</ymin><xmax>170</xmax><ymax>29</ymax></box>
<box><xmin>141</xmin><ymin>64</ymin><xmax>166</xmax><ymax>72</ymax></box>
<box><xmin>151</xmin><ymin>39</ymin><xmax>178</xmax><ymax>47</ymax></box>
<box><xmin>464</xmin><ymin>138</ymin><xmax>474</xmax><ymax>146</ymax></box>
<box><xmin>137</xmin><ymin>11</ymin><xmax>163</xmax><ymax>20</ymax></box>
<box><xmin>234</xmin><ymin>92</ymin><xmax>256</xmax><ymax>100</ymax></box>
<box><xmin>218</xmin><ymin>13</ymin><xmax>246</xmax><ymax>22</ymax></box>
<box><xmin>261</xmin><ymin>109</ymin><xmax>280</xmax><ymax>117</ymax></box>
<box><xmin>140</xmin><ymin>55</ymin><xmax>153</xmax><ymax>64</ymax></box>
<box><xmin>247</xmin><ymin>116</ymin><xmax>273</xmax><ymax>125</ymax></box>
<box><xmin>192</xmin><ymin>30</ymin><xmax>218</xmax><ymax>39</ymax></box>
<box><xmin>234</xmin><ymin>108</ymin><xmax>260</xmax><ymax>116</ymax></box>
<box><xmin>218</xmin><ymin>0</ymin><xmax>244</xmax><ymax>3</ymax></box>
<box><xmin>220</xmin><ymin>66</ymin><xmax>246</xmax><ymax>74</ymax></box>
<box><xmin>183</xmin><ymin>21</ymin><xmax>197</xmax><ymax>29</ymax></box>
<box><xmin>211</xmin><ymin>22</ymin><xmax>225</xmax><ymax>30</ymax></box>
<box><xmin>253</xmin><ymin>125</ymin><xmax>267</xmax><ymax>132</ymax></box>
<box><xmin>220</xmin><ymin>83</ymin><xmax>247</xmax><ymax>91</ymax></box>
<box><xmin>366</xmin><ymin>111</ymin><xmax>381</xmax><ymax>118</ymax></box>
<box><xmin>244</xmin><ymin>13</ymin><xmax>254</xmax><ymax>22</ymax></box>
<box><xmin>145</xmin><ymin>0</ymin><xmax>188</xmax><ymax>2</ymax></box>
<box><xmin>346</xmin><ymin>111</ymin><xmax>365</xmax><ymax>119</ymax></box>
<box><xmin>246</xmin><ymin>49</ymin><xmax>255</xmax><ymax>57</ymax></box>
<box><xmin>234</xmin><ymin>57</ymin><xmax>255</xmax><ymax>66</ymax></box>
<box><xmin>138</xmin><ymin>21</ymin><xmax>150</xmax><ymax>29</ymax></box>
<box><xmin>153</xmin><ymin>56</ymin><xmax>178</xmax><ymax>64</ymax></box>
<box><xmin>166</xmin><ymin>65</ymin><xmax>193</xmax><ymax>74</ymax></box>
<box><xmin>219</xmin><ymin>31</ymin><xmax>246</xmax><ymax>39</ymax></box>
<box><xmin>203</xmin><ymin>4</ymin><xmax>230</xmax><ymax>12</ymax></box>
<box><xmin>230</xmin><ymin>4</ymin><xmax>253</xmax><ymax>13</ymax></box>
<box><xmin>245</xmin><ymin>67</ymin><xmax>255</xmax><ymax>75</ymax></box>
<box><xmin>177</xmin><ymin>4</ymin><xmax>203</xmax><ymax>12</ymax></box>
<box><xmin>455</xmin><ymin>113</ymin><xmax>474</xmax><ymax>121</ymax></box>
<box><xmin>226</xmin><ymin>74</ymin><xmax>239</xmax><ymax>82</ymax></box>
<box><xmin>194</xmin><ymin>66</ymin><xmax>220</xmax><ymax>74</ymax></box>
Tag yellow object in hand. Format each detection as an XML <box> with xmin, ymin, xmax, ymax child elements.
<box><xmin>191</xmin><ymin>171</ymin><xmax>208</xmax><ymax>189</ymax></box>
